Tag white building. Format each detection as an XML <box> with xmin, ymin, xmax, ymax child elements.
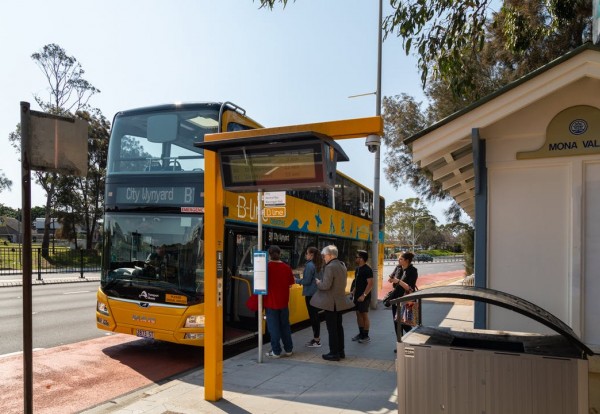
<box><xmin>405</xmin><ymin>43</ymin><xmax>600</xmax><ymax>410</ymax></box>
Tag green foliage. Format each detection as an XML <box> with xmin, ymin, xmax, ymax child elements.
<box><xmin>382</xmin><ymin>1</ymin><xmax>592</xmax><ymax>222</ymax></box>
<box><xmin>31</xmin><ymin>43</ymin><xmax>99</xmax><ymax>114</ymax></box>
<box><xmin>381</xmin><ymin>94</ymin><xmax>440</xmax><ymax>199</ymax></box>
<box><xmin>55</xmin><ymin>109</ymin><xmax>110</xmax><ymax>249</ymax></box>
<box><xmin>50</xmin><ymin>249</ymin><xmax>101</xmax><ymax>268</ymax></box>
<box><xmin>385</xmin><ymin>198</ymin><xmax>434</xmax><ymax>245</ymax></box>
<box><xmin>384</xmin><ymin>0</ymin><xmax>492</xmax><ymax>94</ymax></box>
<box><xmin>382</xmin><ymin>0</ymin><xmax>592</xmax><ymax>94</ymax></box>
<box><xmin>0</xmin><ymin>246</ymin><xmax>101</xmax><ymax>270</ymax></box>
<box><xmin>0</xmin><ymin>172</ymin><xmax>12</xmax><ymax>193</ymax></box>
<box><xmin>460</xmin><ymin>225</ymin><xmax>474</xmax><ymax>275</ymax></box>
<box><xmin>31</xmin><ymin>206</ymin><xmax>46</xmax><ymax>221</ymax></box>
<box><xmin>257</xmin><ymin>0</ymin><xmax>291</xmax><ymax>9</ymax></box>
<box><xmin>0</xmin><ymin>204</ymin><xmax>19</xmax><ymax>218</ymax></box>
<box><xmin>420</xmin><ymin>249</ymin><xmax>462</xmax><ymax>257</ymax></box>
<box><xmin>381</xmin><ymin>94</ymin><xmax>466</xmax><ymax>221</ymax></box>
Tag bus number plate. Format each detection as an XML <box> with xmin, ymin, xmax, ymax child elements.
<box><xmin>136</xmin><ymin>329</ymin><xmax>154</xmax><ymax>339</ymax></box>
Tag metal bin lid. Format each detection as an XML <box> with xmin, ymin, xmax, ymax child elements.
<box><xmin>390</xmin><ymin>285</ymin><xmax>594</xmax><ymax>357</ymax></box>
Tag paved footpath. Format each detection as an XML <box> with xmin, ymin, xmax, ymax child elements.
<box><xmin>0</xmin><ymin>271</ymin><xmax>100</xmax><ymax>287</ymax></box>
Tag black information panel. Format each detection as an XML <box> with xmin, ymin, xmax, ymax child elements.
<box><xmin>220</xmin><ymin>141</ymin><xmax>332</xmax><ymax>191</ymax></box>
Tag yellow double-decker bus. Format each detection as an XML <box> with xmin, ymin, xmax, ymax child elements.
<box><xmin>96</xmin><ymin>102</ymin><xmax>384</xmax><ymax>346</ymax></box>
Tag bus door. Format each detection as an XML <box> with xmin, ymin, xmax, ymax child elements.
<box><xmin>223</xmin><ymin>227</ymin><xmax>261</xmax><ymax>344</ymax></box>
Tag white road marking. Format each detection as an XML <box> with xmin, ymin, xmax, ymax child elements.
<box><xmin>63</xmin><ymin>291</ymin><xmax>91</xmax><ymax>295</ymax></box>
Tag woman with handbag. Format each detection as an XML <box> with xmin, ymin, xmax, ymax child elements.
<box><xmin>388</xmin><ymin>252</ymin><xmax>418</xmax><ymax>343</ymax></box>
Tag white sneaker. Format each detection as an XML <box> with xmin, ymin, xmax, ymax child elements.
<box><xmin>265</xmin><ymin>351</ymin><xmax>280</xmax><ymax>358</ymax></box>
<box><xmin>283</xmin><ymin>351</ymin><xmax>293</xmax><ymax>357</ymax></box>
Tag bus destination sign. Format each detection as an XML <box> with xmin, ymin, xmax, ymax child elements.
<box><xmin>115</xmin><ymin>186</ymin><xmax>199</xmax><ymax>206</ymax></box>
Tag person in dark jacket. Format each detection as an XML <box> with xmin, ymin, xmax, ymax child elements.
<box><xmin>388</xmin><ymin>252</ymin><xmax>418</xmax><ymax>339</ymax></box>
<box><xmin>296</xmin><ymin>246</ymin><xmax>324</xmax><ymax>348</ymax></box>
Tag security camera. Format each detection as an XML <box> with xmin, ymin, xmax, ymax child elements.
<box><xmin>365</xmin><ymin>134</ymin><xmax>381</xmax><ymax>153</ymax></box>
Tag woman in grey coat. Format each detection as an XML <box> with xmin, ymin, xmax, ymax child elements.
<box><xmin>311</xmin><ymin>245</ymin><xmax>353</xmax><ymax>361</ymax></box>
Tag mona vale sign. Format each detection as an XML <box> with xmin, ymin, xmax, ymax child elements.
<box><xmin>518</xmin><ymin>105</ymin><xmax>600</xmax><ymax>160</ymax></box>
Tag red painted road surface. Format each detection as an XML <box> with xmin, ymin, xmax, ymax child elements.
<box><xmin>0</xmin><ymin>334</ymin><xmax>203</xmax><ymax>414</ymax></box>
<box><xmin>0</xmin><ymin>270</ymin><xmax>463</xmax><ymax>414</ymax></box>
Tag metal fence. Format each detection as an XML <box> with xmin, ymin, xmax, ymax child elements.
<box><xmin>384</xmin><ymin>255</ymin><xmax>465</xmax><ymax>265</ymax></box>
<box><xmin>0</xmin><ymin>246</ymin><xmax>101</xmax><ymax>276</ymax></box>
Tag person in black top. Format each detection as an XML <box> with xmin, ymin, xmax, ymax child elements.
<box><xmin>351</xmin><ymin>250</ymin><xmax>374</xmax><ymax>343</ymax></box>
<box><xmin>388</xmin><ymin>252</ymin><xmax>418</xmax><ymax>337</ymax></box>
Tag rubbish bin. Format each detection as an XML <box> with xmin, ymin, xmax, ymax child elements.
<box><xmin>391</xmin><ymin>286</ymin><xmax>593</xmax><ymax>414</ymax></box>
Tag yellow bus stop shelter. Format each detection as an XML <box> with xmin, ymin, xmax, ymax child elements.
<box><xmin>201</xmin><ymin>116</ymin><xmax>383</xmax><ymax>401</ymax></box>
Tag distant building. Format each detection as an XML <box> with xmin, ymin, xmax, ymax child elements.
<box><xmin>34</xmin><ymin>217</ymin><xmax>60</xmax><ymax>237</ymax></box>
<box><xmin>0</xmin><ymin>216</ymin><xmax>22</xmax><ymax>243</ymax></box>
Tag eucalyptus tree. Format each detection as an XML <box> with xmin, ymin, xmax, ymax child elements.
<box><xmin>259</xmin><ymin>0</ymin><xmax>591</xmax><ymax>93</ymax></box>
<box><xmin>8</xmin><ymin>43</ymin><xmax>102</xmax><ymax>258</ymax></box>
<box><xmin>256</xmin><ymin>1</ymin><xmax>592</xmax><ymax>223</ymax></box>
<box><xmin>0</xmin><ymin>172</ymin><xmax>11</xmax><ymax>194</ymax></box>
<box><xmin>55</xmin><ymin>110</ymin><xmax>109</xmax><ymax>249</ymax></box>
<box><xmin>385</xmin><ymin>198</ymin><xmax>435</xmax><ymax>249</ymax></box>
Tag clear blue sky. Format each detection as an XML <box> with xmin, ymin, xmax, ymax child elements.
<box><xmin>0</xmin><ymin>0</ymin><xmax>452</xmax><ymax>222</ymax></box>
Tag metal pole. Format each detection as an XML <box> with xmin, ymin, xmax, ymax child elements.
<box><xmin>370</xmin><ymin>0</ymin><xmax>383</xmax><ymax>308</ymax></box>
<box><xmin>412</xmin><ymin>221</ymin><xmax>416</xmax><ymax>252</ymax></box>
<box><xmin>80</xmin><ymin>249</ymin><xmax>84</xmax><ymax>278</ymax></box>
<box><xmin>257</xmin><ymin>190</ymin><xmax>263</xmax><ymax>363</ymax></box>
<box><xmin>37</xmin><ymin>248</ymin><xmax>42</xmax><ymax>280</ymax></box>
<box><xmin>412</xmin><ymin>216</ymin><xmax>427</xmax><ymax>252</ymax></box>
<box><xmin>20</xmin><ymin>101</ymin><xmax>33</xmax><ymax>414</ymax></box>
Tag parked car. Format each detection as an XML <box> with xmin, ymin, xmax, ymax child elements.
<box><xmin>415</xmin><ymin>253</ymin><xmax>434</xmax><ymax>262</ymax></box>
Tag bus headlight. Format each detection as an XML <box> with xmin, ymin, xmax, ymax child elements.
<box><xmin>184</xmin><ymin>315</ymin><xmax>205</xmax><ymax>328</ymax></box>
<box><xmin>97</xmin><ymin>301</ymin><xmax>109</xmax><ymax>316</ymax></box>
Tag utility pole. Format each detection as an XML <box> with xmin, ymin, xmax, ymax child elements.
<box><xmin>370</xmin><ymin>0</ymin><xmax>383</xmax><ymax>308</ymax></box>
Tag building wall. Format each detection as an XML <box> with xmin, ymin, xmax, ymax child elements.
<box><xmin>583</xmin><ymin>161</ymin><xmax>600</xmax><ymax>345</ymax></box>
<box><xmin>481</xmin><ymin>79</ymin><xmax>600</xmax><ymax>347</ymax></box>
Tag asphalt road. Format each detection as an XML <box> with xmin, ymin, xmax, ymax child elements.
<box><xmin>0</xmin><ymin>282</ymin><xmax>104</xmax><ymax>355</ymax></box>
<box><xmin>383</xmin><ymin>259</ymin><xmax>465</xmax><ymax>277</ymax></box>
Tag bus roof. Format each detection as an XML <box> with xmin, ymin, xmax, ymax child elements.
<box><xmin>113</xmin><ymin>102</ymin><xmax>225</xmax><ymax>118</ymax></box>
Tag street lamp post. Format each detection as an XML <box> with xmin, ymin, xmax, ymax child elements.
<box><xmin>349</xmin><ymin>0</ymin><xmax>383</xmax><ymax>308</ymax></box>
<box><xmin>411</xmin><ymin>216</ymin><xmax>429</xmax><ymax>252</ymax></box>
<box><xmin>369</xmin><ymin>0</ymin><xmax>383</xmax><ymax>309</ymax></box>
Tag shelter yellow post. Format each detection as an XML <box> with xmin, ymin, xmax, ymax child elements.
<box><xmin>202</xmin><ymin>116</ymin><xmax>383</xmax><ymax>402</ymax></box>
<box><xmin>203</xmin><ymin>148</ymin><xmax>224</xmax><ymax>401</ymax></box>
